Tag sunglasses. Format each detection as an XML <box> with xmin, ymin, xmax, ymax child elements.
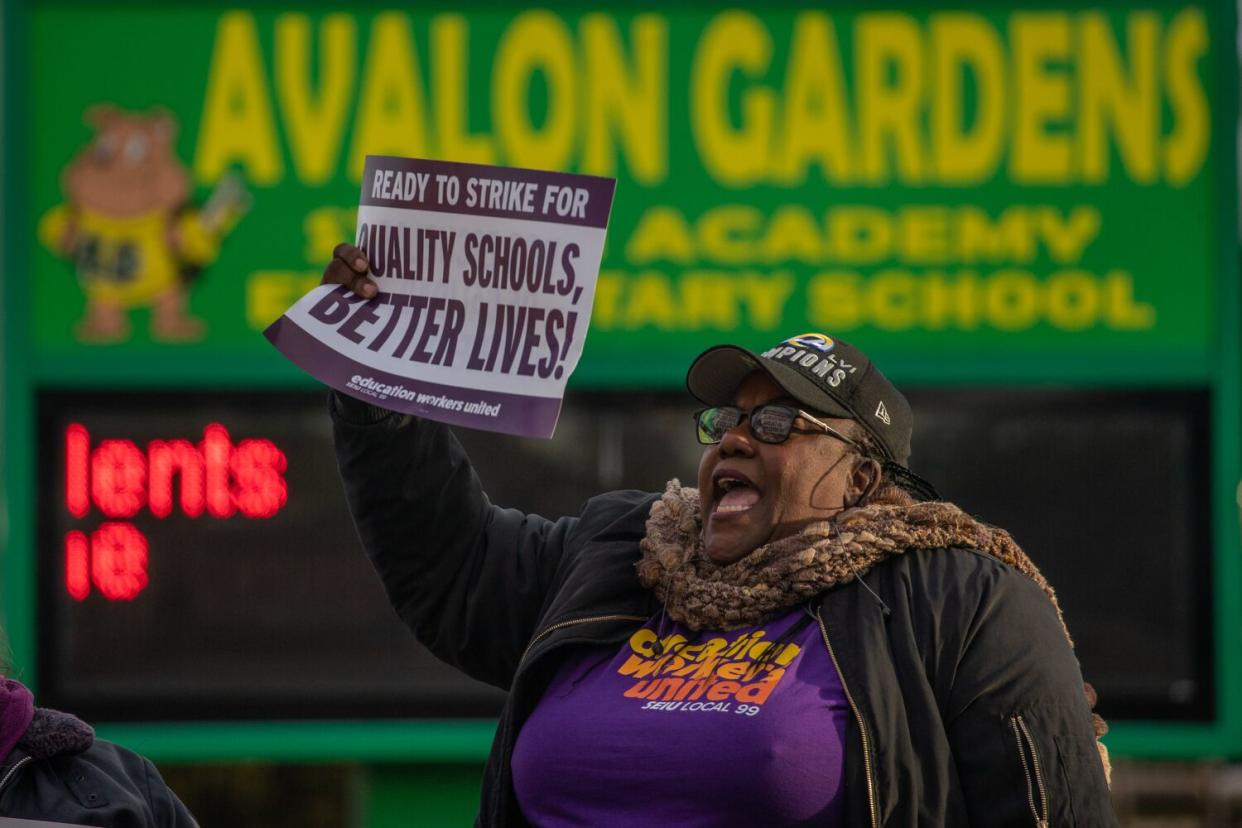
<box><xmin>693</xmin><ymin>404</ymin><xmax>863</xmax><ymax>448</ymax></box>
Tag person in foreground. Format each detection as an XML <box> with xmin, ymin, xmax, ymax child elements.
<box><xmin>0</xmin><ymin>661</ymin><xmax>197</xmax><ymax>826</ymax></box>
<box><xmin>326</xmin><ymin>244</ymin><xmax>1116</xmax><ymax>826</ymax></box>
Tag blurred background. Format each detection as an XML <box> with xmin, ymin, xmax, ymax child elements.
<box><xmin>2</xmin><ymin>1</ymin><xmax>1240</xmax><ymax>825</ymax></box>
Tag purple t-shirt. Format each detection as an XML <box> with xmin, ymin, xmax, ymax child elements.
<box><xmin>512</xmin><ymin>607</ymin><xmax>849</xmax><ymax>827</ymax></box>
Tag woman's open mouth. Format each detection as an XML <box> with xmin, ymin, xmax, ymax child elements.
<box><xmin>712</xmin><ymin>471</ymin><xmax>761</xmax><ymax>515</ymax></box>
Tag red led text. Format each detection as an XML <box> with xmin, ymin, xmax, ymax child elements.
<box><xmin>63</xmin><ymin>423</ymin><xmax>289</xmax><ymax>601</ymax></box>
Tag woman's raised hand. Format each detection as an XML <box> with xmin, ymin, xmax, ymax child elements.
<box><xmin>323</xmin><ymin>242</ymin><xmax>377</xmax><ymax>299</ymax></box>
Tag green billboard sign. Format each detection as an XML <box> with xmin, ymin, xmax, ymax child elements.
<box><xmin>4</xmin><ymin>1</ymin><xmax>1239</xmax><ymax>773</ymax></box>
<box><xmin>23</xmin><ymin>5</ymin><xmax>1226</xmax><ymax>381</ymax></box>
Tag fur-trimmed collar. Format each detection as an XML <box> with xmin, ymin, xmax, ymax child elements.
<box><xmin>637</xmin><ymin>480</ymin><xmax>1066</xmax><ymax>637</ymax></box>
<box><xmin>17</xmin><ymin>707</ymin><xmax>95</xmax><ymax>760</ymax></box>
<box><xmin>636</xmin><ymin>479</ymin><xmax>1110</xmax><ymax>783</ymax></box>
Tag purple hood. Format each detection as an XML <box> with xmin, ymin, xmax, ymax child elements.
<box><xmin>0</xmin><ymin>678</ymin><xmax>34</xmax><ymax>763</ymax></box>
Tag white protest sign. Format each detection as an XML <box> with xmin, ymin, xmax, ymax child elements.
<box><xmin>266</xmin><ymin>156</ymin><xmax>615</xmax><ymax>438</ymax></box>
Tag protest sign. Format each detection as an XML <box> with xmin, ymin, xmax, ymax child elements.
<box><xmin>265</xmin><ymin>156</ymin><xmax>615</xmax><ymax>437</ymax></box>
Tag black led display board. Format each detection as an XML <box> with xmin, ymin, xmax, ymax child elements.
<box><xmin>38</xmin><ymin>388</ymin><xmax>1212</xmax><ymax>723</ymax></box>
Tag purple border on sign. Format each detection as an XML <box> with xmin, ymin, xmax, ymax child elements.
<box><xmin>265</xmin><ymin>316</ymin><xmax>564</xmax><ymax>438</ymax></box>
<box><xmin>359</xmin><ymin>155</ymin><xmax>615</xmax><ymax>229</ymax></box>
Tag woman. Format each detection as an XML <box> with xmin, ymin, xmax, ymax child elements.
<box><xmin>0</xmin><ymin>652</ymin><xmax>197</xmax><ymax>825</ymax></box>
<box><xmin>326</xmin><ymin>245</ymin><xmax>1115</xmax><ymax>826</ymax></box>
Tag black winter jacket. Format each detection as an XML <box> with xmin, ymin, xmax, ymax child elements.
<box><xmin>0</xmin><ymin>706</ymin><xmax>196</xmax><ymax>826</ymax></box>
<box><xmin>332</xmin><ymin>393</ymin><xmax>1117</xmax><ymax>827</ymax></box>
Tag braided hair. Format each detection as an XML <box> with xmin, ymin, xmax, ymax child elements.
<box><xmin>846</xmin><ymin>424</ymin><xmax>940</xmax><ymax>505</ymax></box>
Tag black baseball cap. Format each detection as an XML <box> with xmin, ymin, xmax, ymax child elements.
<box><xmin>686</xmin><ymin>332</ymin><xmax>913</xmax><ymax>465</ymax></box>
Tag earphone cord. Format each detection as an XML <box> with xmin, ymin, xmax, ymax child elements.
<box><xmin>652</xmin><ymin>602</ymin><xmax>669</xmax><ymax>656</ymax></box>
<box><xmin>846</xmin><ymin>556</ymin><xmax>892</xmax><ymax>618</ymax></box>
<box><xmin>828</xmin><ymin>521</ymin><xmax>893</xmax><ymax>618</ymax></box>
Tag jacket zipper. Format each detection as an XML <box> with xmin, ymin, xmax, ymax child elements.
<box><xmin>1010</xmin><ymin>714</ymin><xmax>1049</xmax><ymax>827</ymax></box>
<box><xmin>519</xmin><ymin>613</ymin><xmax>647</xmax><ymax>668</ymax></box>
<box><xmin>0</xmin><ymin>756</ymin><xmax>33</xmax><ymax>797</ymax></box>
<box><xmin>815</xmin><ymin>608</ymin><xmax>879</xmax><ymax>828</ymax></box>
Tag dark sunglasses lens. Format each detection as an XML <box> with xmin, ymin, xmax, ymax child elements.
<box><xmin>750</xmin><ymin>406</ymin><xmax>796</xmax><ymax>442</ymax></box>
<box><xmin>697</xmin><ymin>407</ymin><xmax>740</xmax><ymax>443</ymax></box>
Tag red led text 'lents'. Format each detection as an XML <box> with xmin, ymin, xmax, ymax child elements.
<box><xmin>63</xmin><ymin>423</ymin><xmax>288</xmax><ymax>601</ymax></box>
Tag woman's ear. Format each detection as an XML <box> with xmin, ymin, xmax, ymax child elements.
<box><xmin>847</xmin><ymin>456</ymin><xmax>882</xmax><ymax>507</ymax></box>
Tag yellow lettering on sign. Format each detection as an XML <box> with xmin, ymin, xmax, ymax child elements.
<box><xmin>868</xmin><ymin>269</ymin><xmax>920</xmax><ymax>330</ymax></box>
<box><xmin>857</xmin><ymin>13</ymin><xmax>925</xmax><ymax>183</ymax></box>
<box><xmin>774</xmin><ymin>12</ymin><xmax>855</xmax><ymax>184</ymax></box>
<box><xmin>929</xmin><ymin>13</ymin><xmax>1004</xmax><ymax>183</ymax></box>
<box><xmin>986</xmin><ymin>270</ymin><xmax>1040</xmax><ymax>330</ymax></box>
<box><xmin>303</xmin><ymin>206</ymin><xmax>357</xmax><ymax>264</ymax></box>
<box><xmin>195</xmin><ymin>12</ymin><xmax>283</xmax><ymax>184</ymax></box>
<box><xmin>192</xmin><ymin>9</ymin><xmax>1211</xmax><ymax>190</ymax></box>
<box><xmin>623</xmin><ymin>271</ymin><xmax>679</xmax><ymax>329</ymax></box>
<box><xmin>808</xmin><ymin>268</ymin><xmax>1156</xmax><ymax>332</ymax></box>
<box><xmin>956</xmin><ymin>208</ymin><xmax>1035</xmax><ymax>264</ymax></box>
<box><xmin>691</xmin><ymin>11</ymin><xmax>774</xmax><ymax>186</ymax></box>
<box><xmin>591</xmin><ymin>271</ymin><xmax>626</xmax><ymax>329</ymax></box>
<box><xmin>1011</xmin><ymin>13</ymin><xmax>1073</xmax><ymax>183</ymax></box>
<box><xmin>761</xmin><ymin>206</ymin><xmax>824</xmax><ymax>263</ymax></box>
<box><xmin>807</xmin><ymin>272</ymin><xmax>865</xmax><ymax>330</ymax></box>
<box><xmin>581</xmin><ymin>14</ymin><xmax>667</xmax><ymax>184</ymax></box>
<box><xmin>1163</xmin><ymin>8</ymin><xmax>1209</xmax><ymax>186</ymax></box>
<box><xmin>921</xmin><ymin>272</ymin><xmax>982</xmax><ymax>330</ymax></box>
<box><xmin>1044</xmin><ymin>270</ymin><xmax>1101</xmax><ymax>329</ymax></box>
<box><xmin>626</xmin><ymin>207</ymin><xmax>696</xmax><ymax>264</ymax></box>
<box><xmin>246</xmin><ymin>271</ymin><xmax>321</xmax><ymax>329</ymax></box>
<box><xmin>1104</xmin><ymin>270</ymin><xmax>1156</xmax><ymax>328</ymax></box>
<box><xmin>739</xmin><ymin>272</ymin><xmax>794</xmax><ymax>329</ymax></box>
<box><xmin>494</xmin><ymin>11</ymin><xmax>577</xmax><ymax>170</ymax></box>
<box><xmin>827</xmin><ymin>207</ymin><xmax>893</xmax><ymax>264</ymax></box>
<box><xmin>1036</xmin><ymin>206</ymin><xmax>1100</xmax><ymax>263</ymax></box>
<box><xmin>1079</xmin><ymin>12</ymin><xmax>1159</xmax><ymax>184</ymax></box>
<box><xmin>898</xmin><ymin>207</ymin><xmax>950</xmax><ymax>264</ymax></box>
<box><xmin>432</xmin><ymin>15</ymin><xmax>496</xmax><ymax>165</ymax></box>
<box><xmin>592</xmin><ymin>270</ymin><xmax>793</xmax><ymax>331</ymax></box>
<box><xmin>348</xmin><ymin>13</ymin><xmax>430</xmax><ymax>179</ymax></box>
<box><xmin>624</xmin><ymin>203</ymin><xmax>1103</xmax><ymax>270</ymax></box>
<box><xmin>681</xmin><ymin>271</ymin><xmax>743</xmax><ymax>328</ymax></box>
<box><xmin>275</xmin><ymin>14</ymin><xmax>356</xmax><ymax>185</ymax></box>
<box><xmin>698</xmin><ymin>206</ymin><xmax>763</xmax><ymax>264</ymax></box>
